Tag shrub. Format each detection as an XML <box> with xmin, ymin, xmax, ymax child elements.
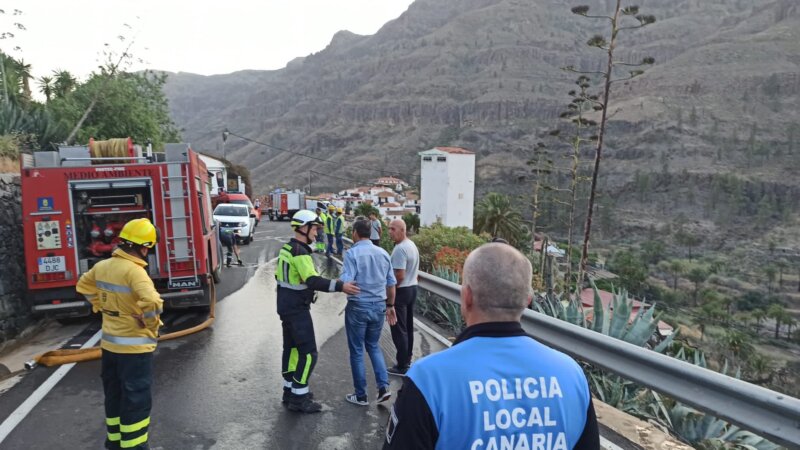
<box><xmin>433</xmin><ymin>246</ymin><xmax>470</xmax><ymax>275</ymax></box>
<box><xmin>412</xmin><ymin>223</ymin><xmax>488</xmax><ymax>271</ymax></box>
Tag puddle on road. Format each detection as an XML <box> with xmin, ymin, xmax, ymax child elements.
<box><xmin>177</xmin><ymin>259</ymin><xmax>347</xmax><ymax>449</ymax></box>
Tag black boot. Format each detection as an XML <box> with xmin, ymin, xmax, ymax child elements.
<box><xmin>282</xmin><ymin>387</ymin><xmax>314</xmax><ymax>404</ymax></box>
<box><xmin>287</xmin><ymin>393</ymin><xmax>322</xmax><ymax>413</ymax></box>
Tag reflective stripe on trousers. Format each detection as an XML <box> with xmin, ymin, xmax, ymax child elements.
<box><xmin>102</xmin><ymin>350</ymin><xmax>153</xmax><ymax>450</ymax></box>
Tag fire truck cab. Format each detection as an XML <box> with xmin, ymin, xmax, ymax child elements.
<box><xmin>20</xmin><ymin>141</ymin><xmax>222</xmax><ymax>318</ymax></box>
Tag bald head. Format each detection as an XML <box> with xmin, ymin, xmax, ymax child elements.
<box><xmin>462</xmin><ymin>243</ymin><xmax>533</xmax><ymax>320</ymax></box>
<box><xmin>389</xmin><ymin>219</ymin><xmax>407</xmax><ymax>243</ymax></box>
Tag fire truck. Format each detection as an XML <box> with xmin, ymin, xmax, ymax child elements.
<box><xmin>266</xmin><ymin>190</ymin><xmax>305</xmax><ymax>221</ymax></box>
<box><xmin>20</xmin><ymin>141</ymin><xmax>222</xmax><ymax>318</ymax></box>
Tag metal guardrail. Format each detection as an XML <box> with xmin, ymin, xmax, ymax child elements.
<box><xmin>416</xmin><ymin>271</ymin><xmax>800</xmax><ymax>448</ymax></box>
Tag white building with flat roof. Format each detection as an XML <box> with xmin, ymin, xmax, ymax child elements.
<box><xmin>418</xmin><ymin>146</ymin><xmax>475</xmax><ymax>228</ymax></box>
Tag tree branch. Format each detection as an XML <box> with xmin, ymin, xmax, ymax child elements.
<box><xmin>562</xmin><ymin>66</ymin><xmax>606</xmax><ymax>76</ymax></box>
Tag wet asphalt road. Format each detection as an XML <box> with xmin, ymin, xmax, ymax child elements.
<box><xmin>0</xmin><ymin>220</ymin><xmax>414</xmax><ymax>450</ymax></box>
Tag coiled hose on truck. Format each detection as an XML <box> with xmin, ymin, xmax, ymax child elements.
<box><xmin>29</xmin><ymin>277</ymin><xmax>217</xmax><ymax>367</ymax></box>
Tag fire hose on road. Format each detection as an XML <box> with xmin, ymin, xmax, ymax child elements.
<box><xmin>27</xmin><ymin>277</ymin><xmax>217</xmax><ymax>368</ymax></box>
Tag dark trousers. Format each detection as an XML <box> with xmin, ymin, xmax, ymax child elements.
<box><xmin>280</xmin><ymin>310</ymin><xmax>318</xmax><ymax>394</ymax></box>
<box><xmin>370</xmin><ymin>239</ymin><xmax>381</xmax><ymax>247</ymax></box>
<box><xmin>390</xmin><ymin>286</ymin><xmax>417</xmax><ymax>368</ymax></box>
<box><xmin>101</xmin><ymin>350</ymin><xmax>153</xmax><ymax>450</ymax></box>
<box><xmin>326</xmin><ymin>234</ymin><xmax>335</xmax><ymax>256</ymax></box>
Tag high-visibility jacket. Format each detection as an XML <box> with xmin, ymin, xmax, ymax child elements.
<box><xmin>276</xmin><ymin>238</ymin><xmax>342</xmax><ymax>316</ymax></box>
<box><xmin>77</xmin><ymin>248</ymin><xmax>163</xmax><ymax>354</ymax></box>
<box><xmin>318</xmin><ymin>212</ymin><xmax>328</xmax><ymax>234</ymax></box>
<box><xmin>334</xmin><ymin>215</ymin><xmax>345</xmax><ymax>236</ymax></box>
<box><xmin>325</xmin><ymin>214</ymin><xmax>335</xmax><ymax>235</ymax></box>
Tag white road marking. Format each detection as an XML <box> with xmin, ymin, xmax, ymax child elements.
<box><xmin>0</xmin><ymin>329</ymin><xmax>103</xmax><ymax>444</ymax></box>
<box><xmin>600</xmin><ymin>436</ymin><xmax>625</xmax><ymax>450</ymax></box>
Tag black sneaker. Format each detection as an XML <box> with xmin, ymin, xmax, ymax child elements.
<box><xmin>237</xmin><ymin>260</ymin><xmax>244</xmax><ymax>266</ymax></box>
<box><xmin>288</xmin><ymin>393</ymin><xmax>322</xmax><ymax>413</ymax></box>
<box><xmin>377</xmin><ymin>387</ymin><xmax>391</xmax><ymax>403</ymax></box>
<box><xmin>387</xmin><ymin>365</ymin><xmax>408</xmax><ymax>376</ymax></box>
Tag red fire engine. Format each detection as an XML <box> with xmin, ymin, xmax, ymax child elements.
<box><xmin>20</xmin><ymin>141</ymin><xmax>222</xmax><ymax>318</ymax></box>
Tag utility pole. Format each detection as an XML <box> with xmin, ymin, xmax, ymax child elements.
<box><xmin>308</xmin><ymin>171</ymin><xmax>312</xmax><ymax>194</ymax></box>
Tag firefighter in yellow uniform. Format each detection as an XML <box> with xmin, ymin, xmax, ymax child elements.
<box><xmin>77</xmin><ymin>218</ymin><xmax>162</xmax><ymax>450</ymax></box>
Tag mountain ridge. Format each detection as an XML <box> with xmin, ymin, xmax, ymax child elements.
<box><xmin>162</xmin><ymin>0</ymin><xmax>800</xmax><ymax>247</ymax></box>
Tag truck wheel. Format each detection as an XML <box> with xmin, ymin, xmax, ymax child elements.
<box><xmin>211</xmin><ymin>260</ymin><xmax>221</xmax><ymax>284</ymax></box>
<box><xmin>209</xmin><ymin>243</ymin><xmax>222</xmax><ymax>284</ymax></box>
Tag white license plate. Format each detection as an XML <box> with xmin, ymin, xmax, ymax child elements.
<box><xmin>38</xmin><ymin>256</ymin><xmax>66</xmax><ymax>273</ymax></box>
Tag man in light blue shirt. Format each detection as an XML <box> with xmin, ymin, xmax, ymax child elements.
<box><xmin>340</xmin><ymin>217</ymin><xmax>397</xmax><ymax>406</ymax></box>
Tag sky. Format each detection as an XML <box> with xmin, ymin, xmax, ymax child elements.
<box><xmin>1</xmin><ymin>0</ymin><xmax>414</xmax><ymax>84</ymax></box>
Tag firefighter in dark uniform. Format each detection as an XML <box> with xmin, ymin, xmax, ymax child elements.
<box><xmin>277</xmin><ymin>209</ymin><xmax>360</xmax><ymax>413</ymax></box>
<box><xmin>77</xmin><ymin>218</ymin><xmax>163</xmax><ymax>450</ymax></box>
<box><xmin>219</xmin><ymin>227</ymin><xmax>243</xmax><ymax>267</ymax></box>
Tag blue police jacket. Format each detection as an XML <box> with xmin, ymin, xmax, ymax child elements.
<box><xmin>384</xmin><ymin>322</ymin><xmax>600</xmax><ymax>450</ymax></box>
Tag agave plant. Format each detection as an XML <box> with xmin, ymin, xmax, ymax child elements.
<box><xmin>666</xmin><ymin>404</ymin><xmax>780</xmax><ymax>450</ymax></box>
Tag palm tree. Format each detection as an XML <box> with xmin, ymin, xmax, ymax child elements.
<box><xmin>474</xmin><ymin>192</ymin><xmax>525</xmax><ymax>246</ymax></box>
<box><xmin>687</xmin><ymin>265</ymin><xmax>708</xmax><ymax>306</ymax></box>
<box><xmin>52</xmin><ymin>69</ymin><xmax>77</xmax><ymax>98</ymax></box>
<box><xmin>767</xmin><ymin>303</ymin><xmax>787</xmax><ymax>339</ymax></box>
<box><xmin>764</xmin><ymin>265</ymin><xmax>777</xmax><ymax>293</ymax></box>
<box><xmin>659</xmin><ymin>259</ymin><xmax>687</xmax><ymax>290</ymax></box>
<box><xmin>38</xmin><ymin>76</ymin><xmax>54</xmax><ymax>102</ymax></box>
<box><xmin>13</xmin><ymin>58</ymin><xmax>32</xmax><ymax>101</ymax></box>
<box><xmin>785</xmin><ymin>316</ymin><xmax>796</xmax><ymax>340</ymax></box>
<box><xmin>751</xmin><ymin>308</ymin><xmax>766</xmax><ymax>333</ymax></box>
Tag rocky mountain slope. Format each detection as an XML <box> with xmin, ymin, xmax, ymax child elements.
<box><xmin>163</xmin><ymin>0</ymin><xmax>800</xmax><ymax>248</ymax></box>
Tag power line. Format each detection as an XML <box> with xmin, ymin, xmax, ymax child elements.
<box><xmin>226</xmin><ymin>129</ymin><xmax>416</xmax><ymax>179</ymax></box>
<box><xmin>309</xmin><ymin>170</ymin><xmax>375</xmax><ymax>187</ymax></box>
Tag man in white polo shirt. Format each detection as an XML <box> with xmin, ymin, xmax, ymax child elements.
<box><xmin>387</xmin><ymin>219</ymin><xmax>419</xmax><ymax>376</ymax></box>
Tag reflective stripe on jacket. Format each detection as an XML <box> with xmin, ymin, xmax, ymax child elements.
<box><xmin>275</xmin><ymin>238</ymin><xmax>342</xmax><ymax>316</ymax></box>
<box><xmin>325</xmin><ymin>215</ymin><xmax>335</xmax><ymax>235</ymax></box>
<box><xmin>77</xmin><ymin>248</ymin><xmax>163</xmax><ymax>354</ymax></box>
<box><xmin>335</xmin><ymin>215</ymin><xmax>345</xmax><ymax>235</ymax></box>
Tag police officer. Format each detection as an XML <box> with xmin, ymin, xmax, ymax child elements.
<box><xmin>384</xmin><ymin>243</ymin><xmax>600</xmax><ymax>450</ymax></box>
<box><xmin>277</xmin><ymin>210</ymin><xmax>360</xmax><ymax>413</ymax></box>
<box><xmin>76</xmin><ymin>218</ymin><xmax>163</xmax><ymax>450</ymax></box>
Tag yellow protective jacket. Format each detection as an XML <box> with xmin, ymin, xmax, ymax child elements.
<box><xmin>76</xmin><ymin>248</ymin><xmax>163</xmax><ymax>354</ymax></box>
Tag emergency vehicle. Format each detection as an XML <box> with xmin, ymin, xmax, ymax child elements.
<box><xmin>20</xmin><ymin>140</ymin><xmax>222</xmax><ymax>318</ymax></box>
<box><xmin>266</xmin><ymin>190</ymin><xmax>305</xmax><ymax>221</ymax></box>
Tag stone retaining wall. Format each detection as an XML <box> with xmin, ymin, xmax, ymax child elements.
<box><xmin>0</xmin><ymin>174</ymin><xmax>30</xmax><ymax>343</ymax></box>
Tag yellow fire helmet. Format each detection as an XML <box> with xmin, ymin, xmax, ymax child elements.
<box><xmin>118</xmin><ymin>218</ymin><xmax>159</xmax><ymax>248</ymax></box>
<box><xmin>327</xmin><ymin>204</ymin><xmax>335</xmax><ymax>211</ymax></box>
<box><xmin>336</xmin><ymin>207</ymin><xmax>344</xmax><ymax>214</ymax></box>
